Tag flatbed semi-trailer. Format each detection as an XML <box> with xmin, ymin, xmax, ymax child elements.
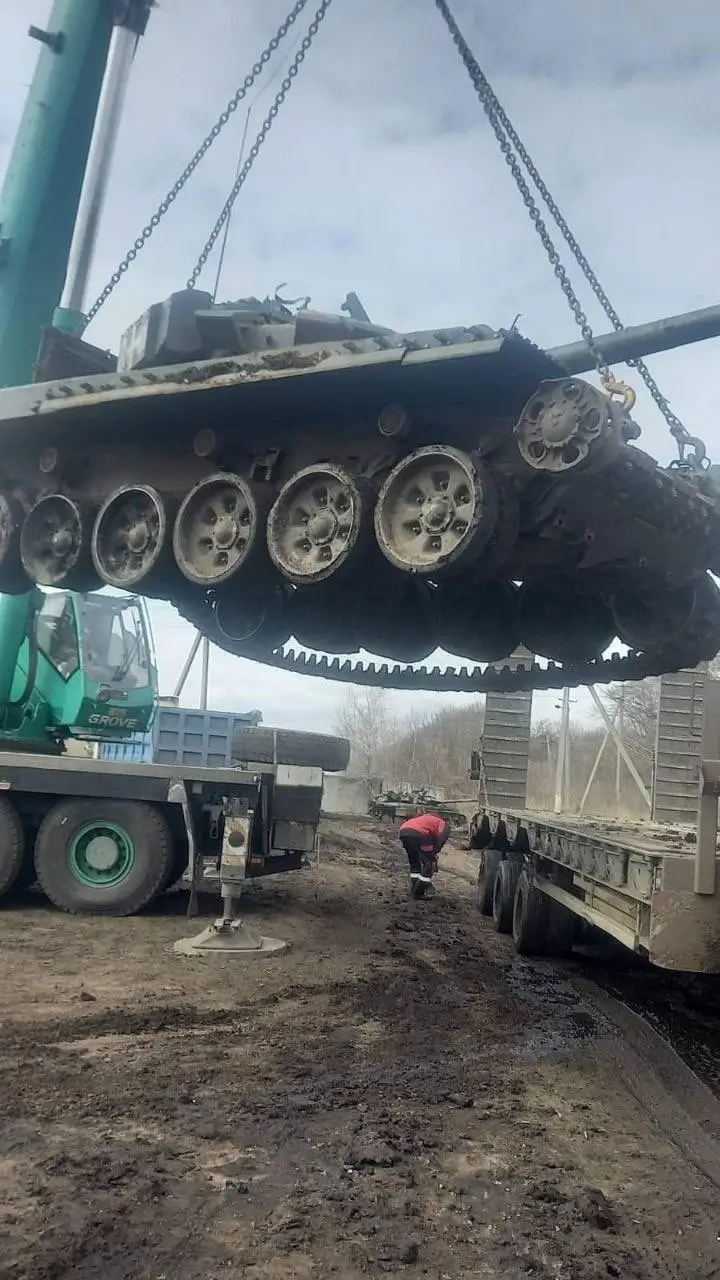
<box><xmin>469</xmin><ymin>668</ymin><xmax>720</xmax><ymax>974</ymax></box>
<box><xmin>0</xmin><ymin>729</ymin><xmax>348</xmax><ymax>916</ymax></box>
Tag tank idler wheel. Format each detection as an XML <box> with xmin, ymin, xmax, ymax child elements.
<box><xmin>374</xmin><ymin>446</ymin><xmax>498</xmax><ymax>578</ymax></box>
<box><xmin>20</xmin><ymin>494</ymin><xmax>98</xmax><ymax>589</ymax></box>
<box><xmin>267</xmin><ymin>463</ymin><xmax>374</xmax><ymax>586</ymax></box>
<box><xmin>92</xmin><ymin>484</ymin><xmax>173</xmax><ymax>590</ymax></box>
<box><xmin>174</xmin><ymin>473</ymin><xmax>260</xmax><ymax>586</ymax></box>
<box><xmin>514</xmin><ymin>377</ymin><xmax>621</xmax><ymax>475</ymax></box>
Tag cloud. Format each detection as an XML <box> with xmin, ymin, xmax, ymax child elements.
<box><xmin>1</xmin><ymin>0</ymin><xmax>718</xmax><ymax>733</ymax></box>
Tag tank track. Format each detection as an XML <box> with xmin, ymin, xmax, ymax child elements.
<box><xmin>1</xmin><ymin>296</ymin><xmax>719</xmax><ymax>694</ymax></box>
<box><xmin>173</xmin><ymin>574</ymin><xmax>720</xmax><ymax>693</ymax></box>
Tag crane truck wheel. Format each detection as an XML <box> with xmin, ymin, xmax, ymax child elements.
<box><xmin>33</xmin><ymin>799</ymin><xmax>174</xmax><ymax>916</ymax></box>
<box><xmin>0</xmin><ymin>797</ymin><xmax>27</xmax><ymax>902</ymax></box>
<box><xmin>492</xmin><ymin>857</ymin><xmax>522</xmax><ymax>934</ymax></box>
<box><xmin>476</xmin><ymin>847</ymin><xmax>503</xmax><ymax>915</ymax></box>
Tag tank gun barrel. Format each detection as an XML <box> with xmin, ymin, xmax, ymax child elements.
<box><xmin>548</xmin><ymin>303</ymin><xmax>720</xmax><ymax>374</ymax></box>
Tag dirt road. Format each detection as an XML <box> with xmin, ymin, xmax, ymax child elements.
<box><xmin>1</xmin><ymin>817</ymin><xmax>720</xmax><ymax>1279</ymax></box>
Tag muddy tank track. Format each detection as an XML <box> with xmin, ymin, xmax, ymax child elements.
<box><xmin>1</xmin><ymin>295</ymin><xmax>719</xmax><ymax>692</ymax></box>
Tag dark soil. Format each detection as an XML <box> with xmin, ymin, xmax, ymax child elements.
<box><xmin>0</xmin><ymin>818</ymin><xmax>719</xmax><ymax>1279</ymax></box>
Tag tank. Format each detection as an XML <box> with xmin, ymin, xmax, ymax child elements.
<box><xmin>0</xmin><ymin>291</ymin><xmax>719</xmax><ymax>695</ymax></box>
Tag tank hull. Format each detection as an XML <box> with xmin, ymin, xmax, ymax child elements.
<box><xmin>0</xmin><ymin>316</ymin><xmax>718</xmax><ymax>692</ymax></box>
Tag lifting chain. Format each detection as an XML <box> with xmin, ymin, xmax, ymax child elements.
<box><xmin>434</xmin><ymin>0</ymin><xmax>710</xmax><ymax>472</ymax></box>
<box><xmin>187</xmin><ymin>0</ymin><xmax>334</xmax><ymax>289</ymax></box>
<box><xmin>85</xmin><ymin>0</ymin><xmax>316</xmax><ymax>324</ymax></box>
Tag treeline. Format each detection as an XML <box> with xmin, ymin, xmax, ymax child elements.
<box><xmin>336</xmin><ymin>677</ymin><xmax>661</xmax><ymax>817</ymax></box>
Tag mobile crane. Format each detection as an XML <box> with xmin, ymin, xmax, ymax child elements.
<box><xmin>0</xmin><ymin>0</ymin><xmax>716</xmax><ymax>947</ymax></box>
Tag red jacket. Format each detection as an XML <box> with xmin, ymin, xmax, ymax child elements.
<box><xmin>399</xmin><ymin>813</ymin><xmax>450</xmax><ymax>850</ymax></box>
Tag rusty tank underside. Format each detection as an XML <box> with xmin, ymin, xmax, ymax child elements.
<box><xmin>0</xmin><ymin>291</ymin><xmax>718</xmax><ymax>693</ymax></box>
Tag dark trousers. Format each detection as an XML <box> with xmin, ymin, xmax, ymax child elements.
<box><xmin>400</xmin><ymin>831</ymin><xmax>433</xmax><ymax>874</ymax></box>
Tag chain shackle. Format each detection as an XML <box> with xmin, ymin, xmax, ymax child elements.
<box><xmin>85</xmin><ymin>0</ymin><xmax>314</xmax><ymax>324</ymax></box>
<box><xmin>187</xmin><ymin>0</ymin><xmax>334</xmax><ymax>289</ymax></box>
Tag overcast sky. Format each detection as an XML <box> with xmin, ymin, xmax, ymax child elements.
<box><xmin>1</xmin><ymin>1</ymin><xmax>718</xmax><ymax>734</ymax></box>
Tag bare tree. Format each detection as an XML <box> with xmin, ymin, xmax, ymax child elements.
<box><xmin>336</xmin><ymin>687</ymin><xmax>391</xmax><ymax>780</ymax></box>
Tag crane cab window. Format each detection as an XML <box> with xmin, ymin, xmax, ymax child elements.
<box><xmin>35</xmin><ymin>593</ymin><xmax>80</xmax><ymax>681</ymax></box>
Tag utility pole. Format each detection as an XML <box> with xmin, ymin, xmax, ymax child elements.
<box><xmin>554</xmin><ymin>687</ymin><xmax>571</xmax><ymax>814</ymax></box>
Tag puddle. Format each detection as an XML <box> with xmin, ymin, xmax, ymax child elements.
<box><xmin>507</xmin><ymin>958</ymin><xmax>601</xmax><ymax>1062</ymax></box>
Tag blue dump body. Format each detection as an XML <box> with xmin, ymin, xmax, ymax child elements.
<box><xmin>97</xmin><ymin>705</ymin><xmax>262</xmax><ymax>768</ymax></box>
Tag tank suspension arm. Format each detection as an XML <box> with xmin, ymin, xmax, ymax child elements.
<box><xmin>548</xmin><ymin>303</ymin><xmax>720</xmax><ymax>375</ymax></box>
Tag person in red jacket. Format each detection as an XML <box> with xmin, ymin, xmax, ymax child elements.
<box><xmin>398</xmin><ymin>812</ymin><xmax>451</xmax><ymax>884</ymax></box>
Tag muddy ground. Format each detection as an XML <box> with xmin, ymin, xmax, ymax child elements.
<box><xmin>1</xmin><ymin>818</ymin><xmax>720</xmax><ymax>1279</ymax></box>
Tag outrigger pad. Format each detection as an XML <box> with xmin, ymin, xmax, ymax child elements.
<box><xmin>173</xmin><ymin>918</ymin><xmax>287</xmax><ymax>958</ymax></box>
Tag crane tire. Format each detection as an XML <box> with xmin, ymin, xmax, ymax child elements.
<box><xmin>34</xmin><ymin>798</ymin><xmax>174</xmax><ymax>916</ymax></box>
<box><xmin>0</xmin><ymin>796</ymin><xmax>26</xmax><ymax>902</ymax></box>
<box><xmin>231</xmin><ymin>726</ymin><xmax>350</xmax><ymax>773</ymax></box>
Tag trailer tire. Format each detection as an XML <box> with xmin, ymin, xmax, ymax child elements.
<box><xmin>545</xmin><ymin>900</ymin><xmax>577</xmax><ymax>956</ymax></box>
<box><xmin>492</xmin><ymin>857</ymin><xmax>521</xmax><ymax>934</ymax></box>
<box><xmin>476</xmin><ymin>847</ymin><xmax>503</xmax><ymax>915</ymax></box>
<box><xmin>34</xmin><ymin>799</ymin><xmax>174</xmax><ymax>916</ymax></box>
<box><xmin>0</xmin><ymin>797</ymin><xmax>26</xmax><ymax>901</ymax></box>
<box><xmin>231</xmin><ymin>726</ymin><xmax>350</xmax><ymax>773</ymax></box>
<box><xmin>512</xmin><ymin>868</ymin><xmax>549</xmax><ymax>956</ymax></box>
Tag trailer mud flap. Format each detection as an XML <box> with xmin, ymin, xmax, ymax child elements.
<box><xmin>649</xmin><ymin>890</ymin><xmax>720</xmax><ymax>972</ymax></box>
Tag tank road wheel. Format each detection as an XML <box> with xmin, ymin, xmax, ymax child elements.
<box><xmin>611</xmin><ymin>581</ymin><xmax>697</xmax><ymax>651</ymax></box>
<box><xmin>20</xmin><ymin>495</ymin><xmax>98</xmax><ymax>589</ymax></box>
<box><xmin>267</xmin><ymin>464</ymin><xmax>373</xmax><ymax>586</ymax></box>
<box><xmin>492</xmin><ymin>857</ymin><xmax>522</xmax><ymax>934</ymax></box>
<box><xmin>34</xmin><ymin>799</ymin><xmax>174</xmax><ymax>916</ymax></box>
<box><xmin>174</xmin><ymin>473</ymin><xmax>259</xmax><ymax>586</ymax></box>
<box><xmin>374</xmin><ymin>447</ymin><xmax>498</xmax><ymax>578</ymax></box>
<box><xmin>215</xmin><ymin>583</ymin><xmax>290</xmax><ymax>650</ymax></box>
<box><xmin>437</xmin><ymin>580</ymin><xmax>520</xmax><ymax>664</ymax></box>
<box><xmin>514</xmin><ymin>378</ymin><xmax>621</xmax><ymax>475</ymax></box>
<box><xmin>517</xmin><ymin>580</ymin><xmax>615</xmax><ymax>663</ymax></box>
<box><xmin>476</xmin><ymin>847</ymin><xmax>503</xmax><ymax>916</ymax></box>
<box><xmin>0</xmin><ymin>494</ymin><xmax>31</xmax><ymax>594</ymax></box>
<box><xmin>0</xmin><ymin>796</ymin><xmax>26</xmax><ymax>902</ymax></box>
<box><xmin>92</xmin><ymin>485</ymin><xmax>173</xmax><ymax>590</ymax></box>
<box><xmin>355</xmin><ymin>576</ymin><xmax>438</xmax><ymax>664</ymax></box>
<box><xmin>289</xmin><ymin>583</ymin><xmax>359</xmax><ymax>654</ymax></box>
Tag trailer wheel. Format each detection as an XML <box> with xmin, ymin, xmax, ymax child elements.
<box><xmin>34</xmin><ymin>799</ymin><xmax>174</xmax><ymax>916</ymax></box>
<box><xmin>476</xmin><ymin>847</ymin><xmax>502</xmax><ymax>915</ymax></box>
<box><xmin>492</xmin><ymin>857</ymin><xmax>522</xmax><ymax>934</ymax></box>
<box><xmin>511</xmin><ymin>868</ymin><xmax>549</xmax><ymax>955</ymax></box>
<box><xmin>0</xmin><ymin>797</ymin><xmax>26</xmax><ymax>902</ymax></box>
<box><xmin>545</xmin><ymin>900</ymin><xmax>577</xmax><ymax>957</ymax></box>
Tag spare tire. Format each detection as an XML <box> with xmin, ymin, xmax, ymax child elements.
<box><xmin>231</xmin><ymin>726</ymin><xmax>350</xmax><ymax>773</ymax></box>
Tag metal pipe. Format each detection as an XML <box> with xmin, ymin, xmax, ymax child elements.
<box><xmin>548</xmin><ymin>303</ymin><xmax>720</xmax><ymax>375</ymax></box>
<box><xmin>199</xmin><ymin>637</ymin><xmax>210</xmax><ymax>711</ymax></box>
<box><xmin>57</xmin><ymin>23</ymin><xmax>139</xmax><ymax>324</ymax></box>
<box><xmin>174</xmin><ymin>631</ymin><xmax>202</xmax><ymax>698</ymax></box>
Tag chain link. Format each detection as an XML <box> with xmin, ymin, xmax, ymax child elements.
<box><xmin>85</xmin><ymin>0</ymin><xmax>313</xmax><ymax>324</ymax></box>
<box><xmin>434</xmin><ymin>0</ymin><xmax>709</xmax><ymax>469</ymax></box>
<box><xmin>188</xmin><ymin>0</ymin><xmax>334</xmax><ymax>288</ymax></box>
